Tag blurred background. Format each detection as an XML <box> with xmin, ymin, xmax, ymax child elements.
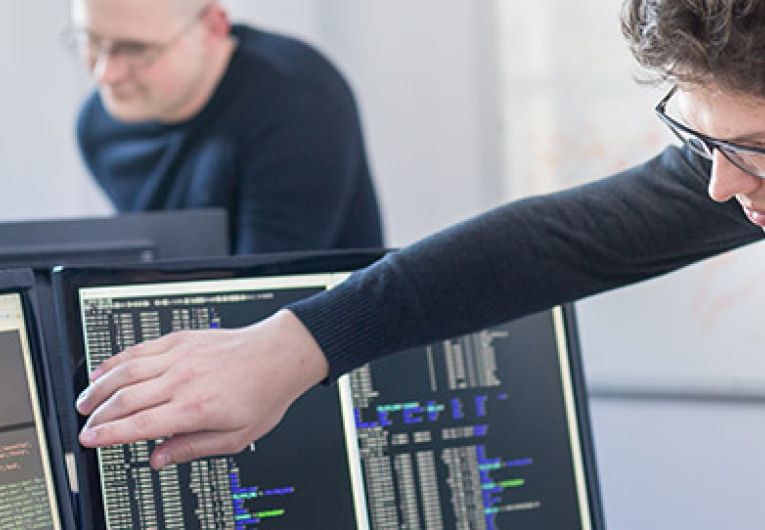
<box><xmin>4</xmin><ymin>1</ymin><xmax>765</xmax><ymax>527</ymax></box>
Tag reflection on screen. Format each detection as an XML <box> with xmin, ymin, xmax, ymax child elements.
<box><xmin>79</xmin><ymin>275</ymin><xmax>593</xmax><ymax>529</ymax></box>
<box><xmin>0</xmin><ymin>293</ymin><xmax>61</xmax><ymax>530</ymax></box>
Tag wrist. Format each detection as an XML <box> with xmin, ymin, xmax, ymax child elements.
<box><xmin>245</xmin><ymin>309</ymin><xmax>329</xmax><ymax>401</ymax></box>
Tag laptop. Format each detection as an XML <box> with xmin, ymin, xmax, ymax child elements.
<box><xmin>49</xmin><ymin>251</ymin><xmax>604</xmax><ymax>528</ymax></box>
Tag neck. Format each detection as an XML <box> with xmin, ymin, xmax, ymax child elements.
<box><xmin>160</xmin><ymin>36</ymin><xmax>237</xmax><ymax>123</ymax></box>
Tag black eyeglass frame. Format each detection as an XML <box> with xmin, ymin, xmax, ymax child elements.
<box><xmin>655</xmin><ymin>85</ymin><xmax>765</xmax><ymax>178</ymax></box>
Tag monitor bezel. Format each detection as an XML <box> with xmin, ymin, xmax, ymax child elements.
<box><xmin>55</xmin><ymin>250</ymin><xmax>387</xmax><ymax>528</ymax></box>
<box><xmin>560</xmin><ymin>304</ymin><xmax>606</xmax><ymax>528</ymax></box>
<box><xmin>54</xmin><ymin>250</ymin><xmax>604</xmax><ymax>529</ymax></box>
<box><xmin>0</xmin><ymin>208</ymin><xmax>230</xmax><ymax>269</ymax></box>
<box><xmin>0</xmin><ymin>269</ymin><xmax>77</xmax><ymax>530</ymax></box>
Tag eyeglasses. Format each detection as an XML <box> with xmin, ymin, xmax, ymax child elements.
<box><xmin>62</xmin><ymin>5</ymin><xmax>211</xmax><ymax>72</ymax></box>
<box><xmin>655</xmin><ymin>85</ymin><xmax>765</xmax><ymax>178</ymax></box>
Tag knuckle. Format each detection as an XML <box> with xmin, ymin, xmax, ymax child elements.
<box><xmin>118</xmin><ymin>347</ymin><xmax>139</xmax><ymax>362</ymax></box>
<box><xmin>173</xmin><ymin>330</ymin><xmax>193</xmax><ymax>343</ymax></box>
<box><xmin>133</xmin><ymin>410</ymin><xmax>156</xmax><ymax>433</ymax></box>
<box><xmin>183</xmin><ymin>393</ymin><xmax>216</xmax><ymax>418</ymax></box>
<box><xmin>120</xmin><ymin>361</ymin><xmax>142</xmax><ymax>381</ymax></box>
<box><xmin>123</xmin><ymin>343</ymin><xmax>141</xmax><ymax>355</ymax></box>
<box><xmin>112</xmin><ymin>388</ymin><xmax>133</xmax><ymax>411</ymax></box>
<box><xmin>94</xmin><ymin>424</ymin><xmax>112</xmax><ymax>442</ymax></box>
<box><xmin>174</xmin><ymin>364</ymin><xmax>199</xmax><ymax>385</ymax></box>
<box><xmin>97</xmin><ymin>356</ymin><xmax>115</xmax><ymax>369</ymax></box>
<box><xmin>146</xmin><ymin>333</ymin><xmax>163</xmax><ymax>344</ymax></box>
<box><xmin>158</xmin><ymin>333</ymin><xmax>177</xmax><ymax>347</ymax></box>
<box><xmin>94</xmin><ymin>358</ymin><xmax>116</xmax><ymax>375</ymax></box>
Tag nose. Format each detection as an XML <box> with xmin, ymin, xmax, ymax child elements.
<box><xmin>707</xmin><ymin>150</ymin><xmax>760</xmax><ymax>202</ymax></box>
<box><xmin>91</xmin><ymin>50</ymin><xmax>130</xmax><ymax>85</ymax></box>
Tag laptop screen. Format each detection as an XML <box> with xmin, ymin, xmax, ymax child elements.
<box><xmin>59</xmin><ymin>255</ymin><xmax>603</xmax><ymax>529</ymax></box>
<box><xmin>0</xmin><ymin>292</ymin><xmax>63</xmax><ymax>530</ymax></box>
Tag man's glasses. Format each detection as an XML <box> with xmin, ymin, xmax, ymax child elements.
<box><xmin>655</xmin><ymin>85</ymin><xmax>765</xmax><ymax>178</ymax></box>
<box><xmin>62</xmin><ymin>5</ymin><xmax>211</xmax><ymax>72</ymax></box>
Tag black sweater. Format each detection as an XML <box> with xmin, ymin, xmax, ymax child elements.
<box><xmin>290</xmin><ymin>146</ymin><xmax>763</xmax><ymax>380</ymax></box>
<box><xmin>77</xmin><ymin>25</ymin><xmax>383</xmax><ymax>254</ymax></box>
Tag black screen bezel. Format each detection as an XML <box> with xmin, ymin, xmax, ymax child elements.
<box><xmin>0</xmin><ymin>269</ymin><xmax>77</xmax><ymax>530</ymax></box>
<box><xmin>53</xmin><ymin>250</ymin><xmax>604</xmax><ymax>529</ymax></box>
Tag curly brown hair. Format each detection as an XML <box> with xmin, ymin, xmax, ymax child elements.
<box><xmin>621</xmin><ymin>0</ymin><xmax>765</xmax><ymax>95</ymax></box>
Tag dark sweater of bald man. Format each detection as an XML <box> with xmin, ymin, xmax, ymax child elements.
<box><xmin>77</xmin><ymin>25</ymin><xmax>383</xmax><ymax>253</ymax></box>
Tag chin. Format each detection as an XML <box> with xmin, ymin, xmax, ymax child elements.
<box><xmin>100</xmin><ymin>94</ymin><xmax>156</xmax><ymax>124</ymax></box>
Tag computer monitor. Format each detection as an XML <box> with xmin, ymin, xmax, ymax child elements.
<box><xmin>0</xmin><ymin>208</ymin><xmax>230</xmax><ymax>269</ymax></box>
<box><xmin>54</xmin><ymin>252</ymin><xmax>604</xmax><ymax>529</ymax></box>
<box><xmin>0</xmin><ymin>270</ymin><xmax>75</xmax><ymax>530</ymax></box>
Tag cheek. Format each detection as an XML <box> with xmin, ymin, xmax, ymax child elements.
<box><xmin>146</xmin><ymin>59</ymin><xmax>202</xmax><ymax>99</ymax></box>
<box><xmin>135</xmin><ymin>69</ymin><xmax>183</xmax><ymax>100</ymax></box>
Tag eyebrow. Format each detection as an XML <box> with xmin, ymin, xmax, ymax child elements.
<box><xmin>676</xmin><ymin>105</ymin><xmax>765</xmax><ymax>145</ymax></box>
<box><xmin>725</xmin><ymin>131</ymin><xmax>765</xmax><ymax>145</ymax></box>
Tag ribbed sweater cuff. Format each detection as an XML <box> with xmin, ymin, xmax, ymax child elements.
<box><xmin>287</xmin><ymin>285</ymin><xmax>382</xmax><ymax>382</ymax></box>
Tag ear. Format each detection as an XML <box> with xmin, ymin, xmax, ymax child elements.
<box><xmin>201</xmin><ymin>4</ymin><xmax>231</xmax><ymax>41</ymax></box>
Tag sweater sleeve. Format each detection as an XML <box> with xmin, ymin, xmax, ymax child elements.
<box><xmin>288</xmin><ymin>145</ymin><xmax>764</xmax><ymax>380</ymax></box>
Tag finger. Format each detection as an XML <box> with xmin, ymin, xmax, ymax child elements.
<box><xmin>90</xmin><ymin>332</ymin><xmax>182</xmax><ymax>381</ymax></box>
<box><xmin>77</xmin><ymin>354</ymin><xmax>170</xmax><ymax>416</ymax></box>
<box><xmin>83</xmin><ymin>376</ymin><xmax>173</xmax><ymax>428</ymax></box>
<box><xmin>79</xmin><ymin>401</ymin><xmax>204</xmax><ymax>448</ymax></box>
<box><xmin>150</xmin><ymin>430</ymin><xmax>251</xmax><ymax>470</ymax></box>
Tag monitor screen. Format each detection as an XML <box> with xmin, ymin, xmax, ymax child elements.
<box><xmin>353</xmin><ymin>309</ymin><xmax>596</xmax><ymax>529</ymax></box>
<box><xmin>59</xmin><ymin>256</ymin><xmax>603</xmax><ymax>529</ymax></box>
<box><xmin>0</xmin><ymin>292</ymin><xmax>63</xmax><ymax>529</ymax></box>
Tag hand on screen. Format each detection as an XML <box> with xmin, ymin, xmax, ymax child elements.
<box><xmin>75</xmin><ymin>309</ymin><xmax>329</xmax><ymax>470</ymax></box>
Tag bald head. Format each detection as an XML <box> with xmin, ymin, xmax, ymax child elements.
<box><xmin>72</xmin><ymin>0</ymin><xmax>223</xmax><ymax>37</ymax></box>
<box><xmin>171</xmin><ymin>0</ymin><xmax>212</xmax><ymax>17</ymax></box>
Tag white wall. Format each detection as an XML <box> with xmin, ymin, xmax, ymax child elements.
<box><xmin>0</xmin><ymin>1</ymin><xmax>111</xmax><ymax>220</ymax></box>
<box><xmin>590</xmin><ymin>398</ymin><xmax>765</xmax><ymax>529</ymax></box>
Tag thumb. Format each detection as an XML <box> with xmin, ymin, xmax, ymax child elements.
<box><xmin>150</xmin><ymin>431</ymin><xmax>250</xmax><ymax>470</ymax></box>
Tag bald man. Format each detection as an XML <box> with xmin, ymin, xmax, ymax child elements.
<box><xmin>71</xmin><ymin>0</ymin><xmax>383</xmax><ymax>253</ymax></box>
